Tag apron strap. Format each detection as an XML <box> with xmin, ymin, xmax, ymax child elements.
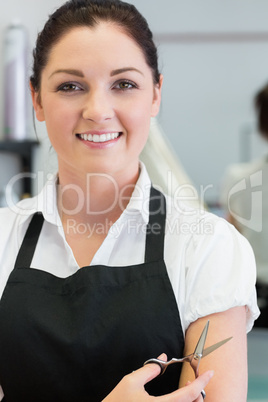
<box><xmin>14</xmin><ymin>212</ymin><xmax>44</xmax><ymax>269</ymax></box>
<box><xmin>145</xmin><ymin>186</ymin><xmax>166</xmax><ymax>263</ymax></box>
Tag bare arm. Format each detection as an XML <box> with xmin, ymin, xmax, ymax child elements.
<box><xmin>179</xmin><ymin>306</ymin><xmax>248</xmax><ymax>401</ymax></box>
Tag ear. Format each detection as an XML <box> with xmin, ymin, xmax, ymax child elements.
<box><xmin>30</xmin><ymin>81</ymin><xmax>45</xmax><ymax>122</ymax></box>
<box><xmin>151</xmin><ymin>74</ymin><xmax>163</xmax><ymax>117</ymax></box>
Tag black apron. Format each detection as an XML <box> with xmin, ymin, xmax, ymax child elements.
<box><xmin>0</xmin><ymin>187</ymin><xmax>184</xmax><ymax>401</ymax></box>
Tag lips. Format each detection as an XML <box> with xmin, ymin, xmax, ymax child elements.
<box><xmin>76</xmin><ymin>132</ymin><xmax>122</xmax><ymax>143</ymax></box>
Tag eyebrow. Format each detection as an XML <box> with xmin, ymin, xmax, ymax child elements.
<box><xmin>49</xmin><ymin>67</ymin><xmax>144</xmax><ymax>79</ymax></box>
<box><xmin>49</xmin><ymin>69</ymin><xmax>84</xmax><ymax>79</ymax></box>
<box><xmin>110</xmin><ymin>67</ymin><xmax>144</xmax><ymax>77</ymax></box>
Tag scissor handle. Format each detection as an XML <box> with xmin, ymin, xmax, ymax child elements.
<box><xmin>143</xmin><ymin>357</ymin><xmax>185</xmax><ymax>375</ymax></box>
<box><xmin>143</xmin><ymin>358</ymin><xmax>167</xmax><ymax>375</ymax></box>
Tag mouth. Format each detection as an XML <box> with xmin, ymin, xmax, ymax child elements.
<box><xmin>76</xmin><ymin>132</ymin><xmax>122</xmax><ymax>143</ymax></box>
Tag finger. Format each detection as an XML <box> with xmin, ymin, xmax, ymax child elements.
<box><xmin>160</xmin><ymin>370</ymin><xmax>214</xmax><ymax>402</ymax></box>
<box><xmin>186</xmin><ymin>370</ymin><xmax>214</xmax><ymax>400</ymax></box>
<box><xmin>193</xmin><ymin>370</ymin><xmax>214</xmax><ymax>390</ymax></box>
<box><xmin>131</xmin><ymin>353</ymin><xmax>167</xmax><ymax>386</ymax></box>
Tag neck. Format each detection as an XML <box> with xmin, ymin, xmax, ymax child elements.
<box><xmin>57</xmin><ymin>164</ymin><xmax>140</xmax><ymax>226</ymax></box>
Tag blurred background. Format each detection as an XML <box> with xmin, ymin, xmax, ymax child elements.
<box><xmin>0</xmin><ymin>0</ymin><xmax>268</xmax><ymax>400</ymax></box>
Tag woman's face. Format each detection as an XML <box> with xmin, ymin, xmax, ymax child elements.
<box><xmin>32</xmin><ymin>23</ymin><xmax>162</xmax><ymax>179</ymax></box>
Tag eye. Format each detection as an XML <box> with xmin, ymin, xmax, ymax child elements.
<box><xmin>57</xmin><ymin>82</ymin><xmax>83</xmax><ymax>92</ymax></box>
<box><xmin>113</xmin><ymin>80</ymin><xmax>137</xmax><ymax>91</ymax></box>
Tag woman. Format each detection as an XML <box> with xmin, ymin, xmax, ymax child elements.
<box><xmin>0</xmin><ymin>0</ymin><xmax>259</xmax><ymax>401</ymax></box>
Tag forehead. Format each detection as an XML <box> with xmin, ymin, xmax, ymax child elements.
<box><xmin>46</xmin><ymin>23</ymin><xmax>148</xmax><ymax>71</ymax></box>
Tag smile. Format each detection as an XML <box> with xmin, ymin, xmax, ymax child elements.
<box><xmin>77</xmin><ymin>133</ymin><xmax>121</xmax><ymax>143</ymax></box>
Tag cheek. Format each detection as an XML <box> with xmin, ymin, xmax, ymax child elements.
<box><xmin>120</xmin><ymin>96</ymin><xmax>153</xmax><ymax>128</ymax></box>
<box><xmin>123</xmin><ymin>107</ymin><xmax>151</xmax><ymax>152</ymax></box>
<box><xmin>130</xmin><ymin>105</ymin><xmax>152</xmax><ymax>138</ymax></box>
<box><xmin>44</xmin><ymin>102</ymin><xmax>77</xmax><ymax>137</ymax></box>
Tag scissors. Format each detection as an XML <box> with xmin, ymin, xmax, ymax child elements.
<box><xmin>144</xmin><ymin>320</ymin><xmax>232</xmax><ymax>378</ymax></box>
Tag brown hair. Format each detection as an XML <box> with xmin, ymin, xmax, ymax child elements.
<box><xmin>30</xmin><ymin>0</ymin><xmax>160</xmax><ymax>92</ymax></box>
<box><xmin>255</xmin><ymin>83</ymin><xmax>268</xmax><ymax>139</ymax></box>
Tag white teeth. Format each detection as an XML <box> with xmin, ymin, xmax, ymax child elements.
<box><xmin>79</xmin><ymin>133</ymin><xmax>120</xmax><ymax>143</ymax></box>
<box><xmin>93</xmin><ymin>134</ymin><xmax>100</xmax><ymax>143</ymax></box>
<box><xmin>99</xmin><ymin>134</ymin><xmax>107</xmax><ymax>143</ymax></box>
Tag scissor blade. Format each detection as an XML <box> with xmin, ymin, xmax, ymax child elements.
<box><xmin>202</xmin><ymin>337</ymin><xmax>233</xmax><ymax>358</ymax></box>
<box><xmin>194</xmin><ymin>320</ymin><xmax>209</xmax><ymax>356</ymax></box>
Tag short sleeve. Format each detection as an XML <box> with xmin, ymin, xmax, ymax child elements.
<box><xmin>184</xmin><ymin>215</ymin><xmax>260</xmax><ymax>332</ymax></box>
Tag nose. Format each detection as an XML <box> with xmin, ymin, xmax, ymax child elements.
<box><xmin>82</xmin><ymin>89</ymin><xmax>114</xmax><ymax>123</ymax></box>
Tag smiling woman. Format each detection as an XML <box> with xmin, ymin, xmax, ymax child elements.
<box><xmin>0</xmin><ymin>1</ymin><xmax>260</xmax><ymax>402</ymax></box>
<box><xmin>31</xmin><ymin>24</ymin><xmax>161</xmax><ymax>182</ymax></box>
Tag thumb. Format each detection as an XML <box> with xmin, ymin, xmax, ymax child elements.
<box><xmin>186</xmin><ymin>370</ymin><xmax>214</xmax><ymax>396</ymax></box>
<box><xmin>194</xmin><ymin>370</ymin><xmax>214</xmax><ymax>389</ymax></box>
<box><xmin>166</xmin><ymin>370</ymin><xmax>214</xmax><ymax>401</ymax></box>
<box><xmin>131</xmin><ymin>353</ymin><xmax>167</xmax><ymax>386</ymax></box>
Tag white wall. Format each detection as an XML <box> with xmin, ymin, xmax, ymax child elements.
<box><xmin>1</xmin><ymin>0</ymin><xmax>268</xmax><ymax>202</ymax></box>
<box><xmin>133</xmin><ymin>0</ymin><xmax>268</xmax><ymax>203</ymax></box>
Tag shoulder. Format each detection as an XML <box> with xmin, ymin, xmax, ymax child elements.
<box><xmin>164</xmin><ymin>196</ymin><xmax>258</xmax><ymax>329</ymax></box>
<box><xmin>0</xmin><ymin>197</ymin><xmax>38</xmax><ymax>244</ymax></box>
<box><xmin>0</xmin><ymin>199</ymin><xmax>38</xmax><ymax>301</ymax></box>
<box><xmin>170</xmin><ymin>195</ymin><xmax>254</xmax><ymax>259</ymax></box>
<box><xmin>163</xmin><ymin>193</ymin><xmax>256</xmax><ymax>281</ymax></box>
<box><xmin>164</xmin><ymin>193</ymin><xmax>243</xmax><ymax>248</ymax></box>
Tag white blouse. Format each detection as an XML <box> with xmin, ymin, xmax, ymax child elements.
<box><xmin>0</xmin><ymin>163</ymin><xmax>260</xmax><ymax>400</ymax></box>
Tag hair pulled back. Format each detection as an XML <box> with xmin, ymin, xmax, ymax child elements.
<box><xmin>255</xmin><ymin>84</ymin><xmax>268</xmax><ymax>139</ymax></box>
<box><xmin>30</xmin><ymin>0</ymin><xmax>160</xmax><ymax>92</ymax></box>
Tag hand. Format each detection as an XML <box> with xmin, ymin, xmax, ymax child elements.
<box><xmin>102</xmin><ymin>354</ymin><xmax>214</xmax><ymax>402</ymax></box>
